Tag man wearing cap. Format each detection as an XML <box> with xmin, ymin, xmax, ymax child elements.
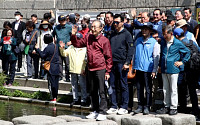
<box><xmin>132</xmin><ymin>22</ymin><xmax>160</xmax><ymax>115</ymax></box>
<box><xmin>12</xmin><ymin>11</ymin><xmax>26</xmax><ymax>72</ymax></box>
<box><xmin>166</xmin><ymin>15</ymin><xmax>176</xmax><ymax>30</ymax></box>
<box><xmin>156</xmin><ymin>25</ymin><xmax>190</xmax><ymax>115</ymax></box>
<box><xmin>176</xmin><ymin>19</ymin><xmax>197</xmax><ymax>44</ymax></box>
<box><xmin>52</xmin><ymin>15</ymin><xmax>72</xmax><ymax>82</ymax></box>
<box><xmin>184</xmin><ymin>8</ymin><xmax>198</xmax><ymax>34</ymax></box>
<box><xmin>173</xmin><ymin>28</ymin><xmax>200</xmax><ymax>119</ymax></box>
<box><xmin>106</xmin><ymin>14</ymin><xmax>134</xmax><ymax>115</ymax></box>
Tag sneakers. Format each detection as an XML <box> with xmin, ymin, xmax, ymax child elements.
<box><xmin>50</xmin><ymin>98</ymin><xmax>56</xmax><ymax>103</ymax></box>
<box><xmin>169</xmin><ymin>109</ymin><xmax>178</xmax><ymax>115</ymax></box>
<box><xmin>7</xmin><ymin>83</ymin><xmax>12</xmax><ymax>87</ymax></box>
<box><xmin>117</xmin><ymin>108</ymin><xmax>128</xmax><ymax>115</ymax></box>
<box><xmin>143</xmin><ymin>107</ymin><xmax>149</xmax><ymax>115</ymax></box>
<box><xmin>3</xmin><ymin>83</ymin><xmax>7</xmax><ymax>86</ymax></box>
<box><xmin>156</xmin><ymin>107</ymin><xmax>169</xmax><ymax>114</ymax></box>
<box><xmin>96</xmin><ymin>114</ymin><xmax>107</xmax><ymax>121</ymax></box>
<box><xmin>134</xmin><ymin>107</ymin><xmax>143</xmax><ymax>114</ymax></box>
<box><xmin>107</xmin><ymin>108</ymin><xmax>118</xmax><ymax>114</ymax></box>
<box><xmin>86</xmin><ymin>111</ymin><xmax>98</xmax><ymax>119</ymax></box>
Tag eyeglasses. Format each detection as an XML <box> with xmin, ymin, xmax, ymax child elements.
<box><xmin>91</xmin><ymin>26</ymin><xmax>100</xmax><ymax>29</ymax></box>
<box><xmin>153</xmin><ymin>36</ymin><xmax>159</xmax><ymax>39</ymax></box>
<box><xmin>113</xmin><ymin>21</ymin><xmax>120</xmax><ymax>25</ymax></box>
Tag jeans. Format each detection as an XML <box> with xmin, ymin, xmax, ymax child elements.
<box><xmin>59</xmin><ymin>54</ymin><xmax>70</xmax><ymax>80</ymax></box>
<box><xmin>71</xmin><ymin>73</ymin><xmax>87</xmax><ymax>102</ymax></box>
<box><xmin>162</xmin><ymin>73</ymin><xmax>179</xmax><ymax>109</ymax></box>
<box><xmin>2</xmin><ymin>56</ymin><xmax>17</xmax><ymax>84</ymax></box>
<box><xmin>109</xmin><ymin>62</ymin><xmax>129</xmax><ymax>109</ymax></box>
<box><xmin>27</xmin><ymin>54</ymin><xmax>39</xmax><ymax>78</ymax></box>
<box><xmin>135</xmin><ymin>70</ymin><xmax>152</xmax><ymax>109</ymax></box>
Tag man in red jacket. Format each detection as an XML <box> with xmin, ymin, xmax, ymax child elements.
<box><xmin>71</xmin><ymin>20</ymin><xmax>113</xmax><ymax>121</ymax></box>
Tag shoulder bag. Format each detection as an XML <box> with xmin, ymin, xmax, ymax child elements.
<box><xmin>24</xmin><ymin>30</ymin><xmax>38</xmax><ymax>55</ymax></box>
<box><xmin>41</xmin><ymin>44</ymin><xmax>56</xmax><ymax>71</ymax></box>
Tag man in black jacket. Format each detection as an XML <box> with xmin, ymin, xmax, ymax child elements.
<box><xmin>12</xmin><ymin>11</ymin><xmax>26</xmax><ymax>72</ymax></box>
<box><xmin>184</xmin><ymin>8</ymin><xmax>198</xmax><ymax>34</ymax></box>
<box><xmin>107</xmin><ymin>14</ymin><xmax>134</xmax><ymax>115</ymax></box>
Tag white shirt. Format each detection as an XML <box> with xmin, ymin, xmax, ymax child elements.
<box><xmin>14</xmin><ymin>21</ymin><xmax>20</xmax><ymax>30</ymax></box>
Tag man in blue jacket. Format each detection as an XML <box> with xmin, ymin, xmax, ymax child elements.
<box><xmin>133</xmin><ymin>22</ymin><xmax>160</xmax><ymax>115</ymax></box>
<box><xmin>107</xmin><ymin>14</ymin><xmax>134</xmax><ymax>115</ymax></box>
<box><xmin>174</xmin><ymin>28</ymin><xmax>200</xmax><ymax>119</ymax></box>
<box><xmin>156</xmin><ymin>25</ymin><xmax>190</xmax><ymax>115</ymax></box>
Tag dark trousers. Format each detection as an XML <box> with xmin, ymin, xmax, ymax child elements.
<box><xmin>136</xmin><ymin>70</ymin><xmax>152</xmax><ymax>109</ymax></box>
<box><xmin>17</xmin><ymin>51</ymin><xmax>22</xmax><ymax>68</ymax></box>
<box><xmin>88</xmin><ymin>69</ymin><xmax>107</xmax><ymax>114</ymax></box>
<box><xmin>2</xmin><ymin>56</ymin><xmax>17</xmax><ymax>84</ymax></box>
<box><xmin>109</xmin><ymin>62</ymin><xmax>129</xmax><ymax>109</ymax></box>
<box><xmin>128</xmin><ymin>78</ymin><xmax>136</xmax><ymax>109</ymax></box>
<box><xmin>47</xmin><ymin>73</ymin><xmax>59</xmax><ymax>99</ymax></box>
<box><xmin>178</xmin><ymin>70</ymin><xmax>200</xmax><ymax>115</ymax></box>
<box><xmin>59</xmin><ymin>55</ymin><xmax>70</xmax><ymax>80</ymax></box>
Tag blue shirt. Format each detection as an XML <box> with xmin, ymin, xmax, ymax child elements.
<box><xmin>52</xmin><ymin>23</ymin><xmax>72</xmax><ymax>48</ymax></box>
<box><xmin>153</xmin><ymin>20</ymin><xmax>163</xmax><ymax>37</ymax></box>
<box><xmin>104</xmin><ymin>24</ymin><xmax>112</xmax><ymax>37</ymax></box>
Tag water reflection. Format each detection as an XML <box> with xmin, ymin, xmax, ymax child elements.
<box><xmin>0</xmin><ymin>100</ymin><xmax>89</xmax><ymax>121</ymax></box>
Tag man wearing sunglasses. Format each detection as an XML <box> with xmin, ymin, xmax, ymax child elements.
<box><xmin>107</xmin><ymin>14</ymin><xmax>134</xmax><ymax>115</ymax></box>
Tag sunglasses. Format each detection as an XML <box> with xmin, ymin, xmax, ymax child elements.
<box><xmin>113</xmin><ymin>21</ymin><xmax>120</xmax><ymax>25</ymax></box>
<box><xmin>153</xmin><ymin>14</ymin><xmax>159</xmax><ymax>16</ymax></box>
<box><xmin>153</xmin><ymin>36</ymin><xmax>159</xmax><ymax>39</ymax></box>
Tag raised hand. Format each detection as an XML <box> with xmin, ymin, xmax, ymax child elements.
<box><xmin>72</xmin><ymin>25</ymin><xmax>78</xmax><ymax>35</ymax></box>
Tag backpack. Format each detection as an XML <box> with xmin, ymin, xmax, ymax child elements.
<box><xmin>183</xmin><ymin>40</ymin><xmax>200</xmax><ymax>71</ymax></box>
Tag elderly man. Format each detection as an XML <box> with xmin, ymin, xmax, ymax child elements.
<box><xmin>176</xmin><ymin>19</ymin><xmax>197</xmax><ymax>44</ymax></box>
<box><xmin>156</xmin><ymin>25</ymin><xmax>190</xmax><ymax>115</ymax></box>
<box><xmin>71</xmin><ymin>20</ymin><xmax>113</xmax><ymax>121</ymax></box>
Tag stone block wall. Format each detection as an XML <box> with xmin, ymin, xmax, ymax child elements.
<box><xmin>0</xmin><ymin>0</ymin><xmax>198</xmax><ymax>31</ymax></box>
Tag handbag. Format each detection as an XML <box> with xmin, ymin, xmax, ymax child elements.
<box><xmin>127</xmin><ymin>61</ymin><xmax>136</xmax><ymax>79</ymax></box>
<box><xmin>24</xmin><ymin>31</ymin><xmax>38</xmax><ymax>55</ymax></box>
<box><xmin>41</xmin><ymin>44</ymin><xmax>56</xmax><ymax>71</ymax></box>
<box><xmin>14</xmin><ymin>46</ymin><xmax>20</xmax><ymax>54</ymax></box>
<box><xmin>42</xmin><ymin>61</ymin><xmax>51</xmax><ymax>71</ymax></box>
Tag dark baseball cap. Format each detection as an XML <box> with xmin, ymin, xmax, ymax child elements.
<box><xmin>141</xmin><ymin>22</ymin><xmax>154</xmax><ymax>29</ymax></box>
<box><xmin>14</xmin><ymin>11</ymin><xmax>22</xmax><ymax>16</ymax></box>
<box><xmin>58</xmin><ymin>15</ymin><xmax>66</xmax><ymax>21</ymax></box>
<box><xmin>167</xmin><ymin>15</ymin><xmax>176</xmax><ymax>21</ymax></box>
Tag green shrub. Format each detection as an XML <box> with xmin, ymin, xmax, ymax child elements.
<box><xmin>32</xmin><ymin>91</ymin><xmax>50</xmax><ymax>100</ymax></box>
<box><xmin>0</xmin><ymin>73</ymin><xmax>7</xmax><ymax>85</ymax></box>
<box><xmin>12</xmin><ymin>90</ymin><xmax>24</xmax><ymax>97</ymax></box>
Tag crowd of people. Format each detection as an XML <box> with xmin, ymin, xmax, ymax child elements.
<box><xmin>1</xmin><ymin>7</ymin><xmax>200</xmax><ymax>121</ymax></box>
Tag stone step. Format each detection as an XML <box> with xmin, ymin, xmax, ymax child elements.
<box><xmin>4</xmin><ymin>86</ymin><xmax>73</xmax><ymax>103</ymax></box>
<box><xmin>14</xmin><ymin>78</ymin><xmax>72</xmax><ymax>91</ymax></box>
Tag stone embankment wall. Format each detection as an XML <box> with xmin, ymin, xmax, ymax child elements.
<box><xmin>0</xmin><ymin>0</ymin><xmax>198</xmax><ymax>31</ymax></box>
